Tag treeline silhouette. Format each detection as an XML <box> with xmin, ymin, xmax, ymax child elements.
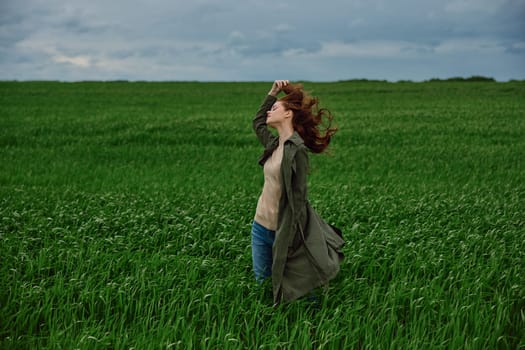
<box><xmin>336</xmin><ymin>76</ymin><xmax>519</xmax><ymax>83</ymax></box>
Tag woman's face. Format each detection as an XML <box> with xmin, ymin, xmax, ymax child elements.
<box><xmin>266</xmin><ymin>101</ymin><xmax>292</xmax><ymax>128</ymax></box>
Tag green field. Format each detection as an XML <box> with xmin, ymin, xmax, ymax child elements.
<box><xmin>1</xmin><ymin>81</ymin><xmax>524</xmax><ymax>349</ymax></box>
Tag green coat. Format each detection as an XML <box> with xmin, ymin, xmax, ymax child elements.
<box><xmin>253</xmin><ymin>95</ymin><xmax>345</xmax><ymax>303</ymax></box>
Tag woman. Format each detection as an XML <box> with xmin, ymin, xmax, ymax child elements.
<box><xmin>251</xmin><ymin>80</ymin><xmax>345</xmax><ymax>303</ymax></box>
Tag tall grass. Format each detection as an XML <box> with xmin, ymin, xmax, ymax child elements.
<box><xmin>1</xmin><ymin>81</ymin><xmax>524</xmax><ymax>349</ymax></box>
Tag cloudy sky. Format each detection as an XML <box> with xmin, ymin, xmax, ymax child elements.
<box><xmin>1</xmin><ymin>0</ymin><xmax>524</xmax><ymax>81</ymax></box>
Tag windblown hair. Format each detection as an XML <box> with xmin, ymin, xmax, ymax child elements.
<box><xmin>280</xmin><ymin>83</ymin><xmax>337</xmax><ymax>154</ymax></box>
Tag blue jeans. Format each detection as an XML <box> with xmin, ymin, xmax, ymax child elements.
<box><xmin>251</xmin><ymin>220</ymin><xmax>276</xmax><ymax>283</ymax></box>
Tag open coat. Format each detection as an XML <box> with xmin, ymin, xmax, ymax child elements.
<box><xmin>253</xmin><ymin>95</ymin><xmax>345</xmax><ymax>303</ymax></box>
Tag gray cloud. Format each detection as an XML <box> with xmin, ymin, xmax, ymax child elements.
<box><xmin>1</xmin><ymin>0</ymin><xmax>524</xmax><ymax>81</ymax></box>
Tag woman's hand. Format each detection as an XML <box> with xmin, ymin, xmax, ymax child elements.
<box><xmin>269</xmin><ymin>80</ymin><xmax>290</xmax><ymax>97</ymax></box>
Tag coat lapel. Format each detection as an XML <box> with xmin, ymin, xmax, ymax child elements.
<box><xmin>280</xmin><ymin>132</ymin><xmax>303</xmax><ymax>212</ymax></box>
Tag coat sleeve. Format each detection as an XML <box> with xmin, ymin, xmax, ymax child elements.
<box><xmin>252</xmin><ymin>95</ymin><xmax>278</xmax><ymax>148</ymax></box>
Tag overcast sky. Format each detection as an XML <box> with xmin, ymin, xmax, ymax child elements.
<box><xmin>1</xmin><ymin>0</ymin><xmax>524</xmax><ymax>81</ymax></box>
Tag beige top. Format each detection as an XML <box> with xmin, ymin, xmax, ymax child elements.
<box><xmin>254</xmin><ymin>141</ymin><xmax>284</xmax><ymax>231</ymax></box>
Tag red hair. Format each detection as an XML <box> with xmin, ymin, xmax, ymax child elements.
<box><xmin>280</xmin><ymin>83</ymin><xmax>337</xmax><ymax>153</ymax></box>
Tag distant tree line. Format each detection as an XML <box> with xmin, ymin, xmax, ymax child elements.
<box><xmin>337</xmin><ymin>76</ymin><xmax>511</xmax><ymax>83</ymax></box>
<box><xmin>426</xmin><ymin>76</ymin><xmax>496</xmax><ymax>82</ymax></box>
